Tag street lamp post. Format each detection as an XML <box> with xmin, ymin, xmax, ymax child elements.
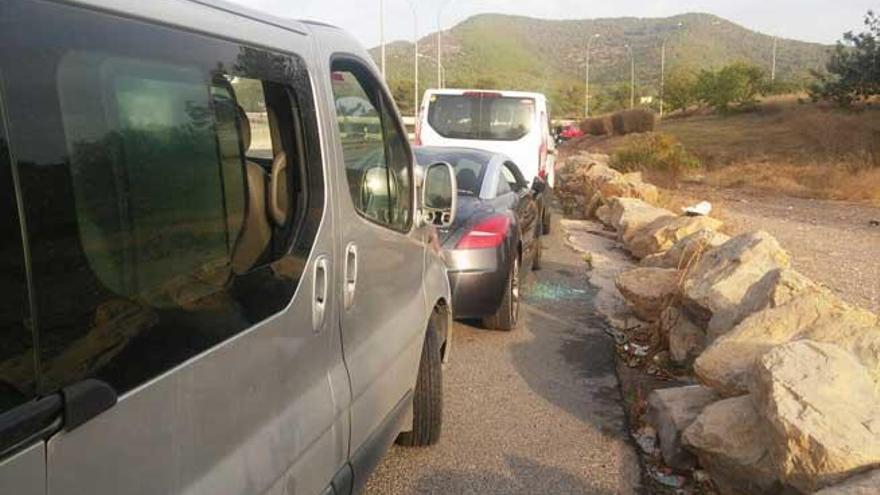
<box><xmin>771</xmin><ymin>36</ymin><xmax>778</xmax><ymax>83</ymax></box>
<box><xmin>437</xmin><ymin>0</ymin><xmax>453</xmax><ymax>89</ymax></box>
<box><xmin>625</xmin><ymin>44</ymin><xmax>635</xmax><ymax>109</ymax></box>
<box><xmin>379</xmin><ymin>0</ymin><xmax>386</xmax><ymax>78</ymax></box>
<box><xmin>419</xmin><ymin>54</ymin><xmax>446</xmax><ymax>89</ymax></box>
<box><xmin>584</xmin><ymin>33</ymin><xmax>601</xmax><ymax>118</ymax></box>
<box><xmin>406</xmin><ymin>0</ymin><xmax>419</xmax><ymax>118</ymax></box>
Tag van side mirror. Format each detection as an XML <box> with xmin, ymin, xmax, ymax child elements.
<box><xmin>421</xmin><ymin>162</ymin><xmax>457</xmax><ymax>227</ymax></box>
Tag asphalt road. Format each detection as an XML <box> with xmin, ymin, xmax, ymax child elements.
<box><xmin>365</xmin><ymin>215</ymin><xmax>642</xmax><ymax>494</ymax></box>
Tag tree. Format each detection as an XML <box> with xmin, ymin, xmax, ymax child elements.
<box><xmin>594</xmin><ymin>83</ymin><xmax>632</xmax><ymax>114</ymax></box>
<box><xmin>388</xmin><ymin>79</ymin><xmax>414</xmax><ymax>116</ymax></box>
<box><xmin>810</xmin><ymin>10</ymin><xmax>880</xmax><ymax>107</ymax></box>
<box><xmin>664</xmin><ymin>70</ymin><xmax>698</xmax><ymax>113</ymax></box>
<box><xmin>695</xmin><ymin>63</ymin><xmax>766</xmax><ymax>114</ymax></box>
<box><xmin>552</xmin><ymin>84</ymin><xmax>582</xmax><ymax>118</ymax></box>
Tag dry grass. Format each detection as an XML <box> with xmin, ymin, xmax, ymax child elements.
<box><xmin>659</xmin><ymin>95</ymin><xmax>880</xmax><ymax>170</ymax></box>
<box><xmin>703</xmin><ymin>162</ymin><xmax>880</xmax><ymax>204</ymax></box>
<box><xmin>561</xmin><ymin>95</ymin><xmax>880</xmax><ymax>205</ymax></box>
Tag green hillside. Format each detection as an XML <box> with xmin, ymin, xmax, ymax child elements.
<box><xmin>371</xmin><ymin>13</ymin><xmax>833</xmax><ymax>117</ymax></box>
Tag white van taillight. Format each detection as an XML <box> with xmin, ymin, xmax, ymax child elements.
<box><xmin>456</xmin><ymin>215</ymin><xmax>510</xmax><ymax>250</ymax></box>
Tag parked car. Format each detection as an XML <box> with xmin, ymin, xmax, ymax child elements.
<box><xmin>415</xmin><ymin>89</ymin><xmax>556</xmax><ymax>234</ymax></box>
<box><xmin>414</xmin><ymin>146</ymin><xmax>545</xmax><ymax>331</ymax></box>
<box><xmin>559</xmin><ymin>124</ymin><xmax>585</xmax><ymax>142</ymax></box>
<box><xmin>0</xmin><ymin>2</ymin><xmax>457</xmax><ymax>494</ymax></box>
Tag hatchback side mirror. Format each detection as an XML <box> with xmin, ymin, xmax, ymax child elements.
<box><xmin>421</xmin><ymin>162</ymin><xmax>457</xmax><ymax>227</ymax></box>
<box><xmin>531</xmin><ymin>177</ymin><xmax>547</xmax><ymax>195</ymax></box>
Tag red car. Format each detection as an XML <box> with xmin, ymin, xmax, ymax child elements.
<box><xmin>560</xmin><ymin>125</ymin><xmax>585</xmax><ymax>139</ymax></box>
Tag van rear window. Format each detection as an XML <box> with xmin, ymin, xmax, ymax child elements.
<box><xmin>427</xmin><ymin>94</ymin><xmax>534</xmax><ymax>141</ymax></box>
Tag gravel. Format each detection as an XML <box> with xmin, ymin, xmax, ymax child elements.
<box><xmin>364</xmin><ymin>217</ymin><xmax>642</xmax><ymax>494</ymax></box>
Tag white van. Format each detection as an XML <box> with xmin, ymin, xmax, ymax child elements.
<box><xmin>416</xmin><ymin>89</ymin><xmax>557</xmax><ymax>190</ymax></box>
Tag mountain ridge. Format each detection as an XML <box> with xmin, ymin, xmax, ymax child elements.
<box><xmin>370</xmin><ymin>12</ymin><xmax>833</xmax><ymax>117</ymax></box>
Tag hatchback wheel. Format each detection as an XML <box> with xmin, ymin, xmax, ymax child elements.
<box><xmin>483</xmin><ymin>256</ymin><xmax>520</xmax><ymax>331</ymax></box>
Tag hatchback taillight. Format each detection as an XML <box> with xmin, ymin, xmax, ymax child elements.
<box><xmin>456</xmin><ymin>216</ymin><xmax>510</xmax><ymax>250</ymax></box>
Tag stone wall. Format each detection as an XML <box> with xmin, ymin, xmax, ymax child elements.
<box><xmin>559</xmin><ymin>152</ymin><xmax>880</xmax><ymax>494</ymax></box>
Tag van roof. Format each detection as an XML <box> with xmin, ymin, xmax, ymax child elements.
<box><xmin>425</xmin><ymin>88</ymin><xmax>548</xmax><ymax>101</ymax></box>
<box><xmin>66</xmin><ymin>0</ymin><xmax>365</xmax><ymax>57</ymax></box>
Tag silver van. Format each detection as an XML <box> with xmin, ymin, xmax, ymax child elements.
<box><xmin>0</xmin><ymin>1</ymin><xmax>457</xmax><ymax>494</ymax></box>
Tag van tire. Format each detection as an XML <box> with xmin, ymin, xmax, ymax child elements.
<box><xmin>396</xmin><ymin>326</ymin><xmax>443</xmax><ymax>447</ymax></box>
<box><xmin>542</xmin><ymin>208</ymin><xmax>552</xmax><ymax>235</ymax></box>
<box><xmin>532</xmin><ymin>236</ymin><xmax>543</xmax><ymax>271</ymax></box>
<box><xmin>482</xmin><ymin>257</ymin><xmax>519</xmax><ymax>331</ymax></box>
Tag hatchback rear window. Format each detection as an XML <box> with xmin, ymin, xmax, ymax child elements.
<box><xmin>427</xmin><ymin>94</ymin><xmax>534</xmax><ymax>141</ymax></box>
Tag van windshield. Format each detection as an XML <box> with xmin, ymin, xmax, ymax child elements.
<box><xmin>427</xmin><ymin>93</ymin><xmax>534</xmax><ymax>141</ymax></box>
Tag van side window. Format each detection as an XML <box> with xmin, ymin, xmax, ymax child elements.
<box><xmin>0</xmin><ymin>1</ymin><xmax>323</xmax><ymax>398</ymax></box>
<box><xmin>0</xmin><ymin>96</ymin><xmax>35</xmax><ymax>415</ymax></box>
<box><xmin>330</xmin><ymin>61</ymin><xmax>413</xmax><ymax>231</ymax></box>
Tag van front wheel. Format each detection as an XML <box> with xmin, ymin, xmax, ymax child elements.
<box><xmin>396</xmin><ymin>325</ymin><xmax>443</xmax><ymax>446</ymax></box>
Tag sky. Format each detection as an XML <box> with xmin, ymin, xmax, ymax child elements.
<box><xmin>231</xmin><ymin>0</ymin><xmax>874</xmax><ymax>47</ymax></box>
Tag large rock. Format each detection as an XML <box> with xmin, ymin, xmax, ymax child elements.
<box><xmin>814</xmin><ymin>470</ymin><xmax>880</xmax><ymax>494</ymax></box>
<box><xmin>645</xmin><ymin>385</ymin><xmax>719</xmax><ymax>470</ymax></box>
<box><xmin>682</xmin><ymin>395</ymin><xmax>779</xmax><ymax>495</ymax></box>
<box><xmin>607</xmin><ymin>198</ymin><xmax>673</xmax><ymax>240</ymax></box>
<box><xmin>751</xmin><ymin>341</ymin><xmax>880</xmax><ymax>493</ymax></box>
<box><xmin>706</xmin><ymin>268</ymin><xmax>819</xmax><ymax>342</ymax></box>
<box><xmin>581</xmin><ymin>163</ymin><xmax>622</xmax><ymax>197</ymax></box>
<box><xmin>641</xmin><ymin>228</ymin><xmax>730</xmax><ymax>270</ymax></box>
<box><xmin>662</xmin><ymin>307</ymin><xmax>707</xmax><ymax>366</ymax></box>
<box><xmin>585</xmin><ymin>191</ymin><xmax>604</xmax><ymax>218</ymax></box>
<box><xmin>599</xmin><ymin>172</ymin><xmax>660</xmax><ymax>204</ymax></box>
<box><xmin>615</xmin><ymin>267</ymin><xmax>680</xmax><ymax>321</ymax></box>
<box><xmin>694</xmin><ymin>289</ymin><xmax>879</xmax><ymax>397</ymax></box>
<box><xmin>682</xmin><ymin>231</ymin><xmax>791</xmax><ymax>329</ymax></box>
<box><xmin>567</xmin><ymin>152</ymin><xmax>610</xmax><ymax>168</ymax></box>
<box><xmin>595</xmin><ymin>203</ymin><xmax>613</xmax><ymax>226</ymax></box>
<box><xmin>625</xmin><ymin>215</ymin><xmax>724</xmax><ymax>260</ymax></box>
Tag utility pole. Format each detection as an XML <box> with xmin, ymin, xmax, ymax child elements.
<box><xmin>659</xmin><ymin>22</ymin><xmax>683</xmax><ymax>119</ymax></box>
<box><xmin>437</xmin><ymin>1</ymin><xmax>453</xmax><ymax>89</ymax></box>
<box><xmin>626</xmin><ymin>44</ymin><xmax>635</xmax><ymax>109</ymax></box>
<box><xmin>771</xmin><ymin>36</ymin><xmax>778</xmax><ymax>83</ymax></box>
<box><xmin>660</xmin><ymin>40</ymin><xmax>666</xmax><ymax>117</ymax></box>
<box><xmin>407</xmin><ymin>0</ymin><xmax>419</xmax><ymax>118</ymax></box>
<box><xmin>585</xmin><ymin>33</ymin><xmax>601</xmax><ymax>118</ymax></box>
<box><xmin>379</xmin><ymin>0</ymin><xmax>386</xmax><ymax>78</ymax></box>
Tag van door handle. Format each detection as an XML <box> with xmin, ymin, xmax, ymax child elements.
<box><xmin>313</xmin><ymin>256</ymin><xmax>329</xmax><ymax>331</ymax></box>
<box><xmin>344</xmin><ymin>243</ymin><xmax>358</xmax><ymax>310</ymax></box>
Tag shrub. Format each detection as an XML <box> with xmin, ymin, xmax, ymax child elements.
<box><xmin>695</xmin><ymin>63</ymin><xmax>767</xmax><ymax>114</ymax></box>
<box><xmin>610</xmin><ymin>109</ymin><xmax>656</xmax><ymax>135</ymax></box>
<box><xmin>610</xmin><ymin>133</ymin><xmax>700</xmax><ymax>182</ymax></box>
<box><xmin>580</xmin><ymin>116</ymin><xmax>612</xmax><ymax>136</ymax></box>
